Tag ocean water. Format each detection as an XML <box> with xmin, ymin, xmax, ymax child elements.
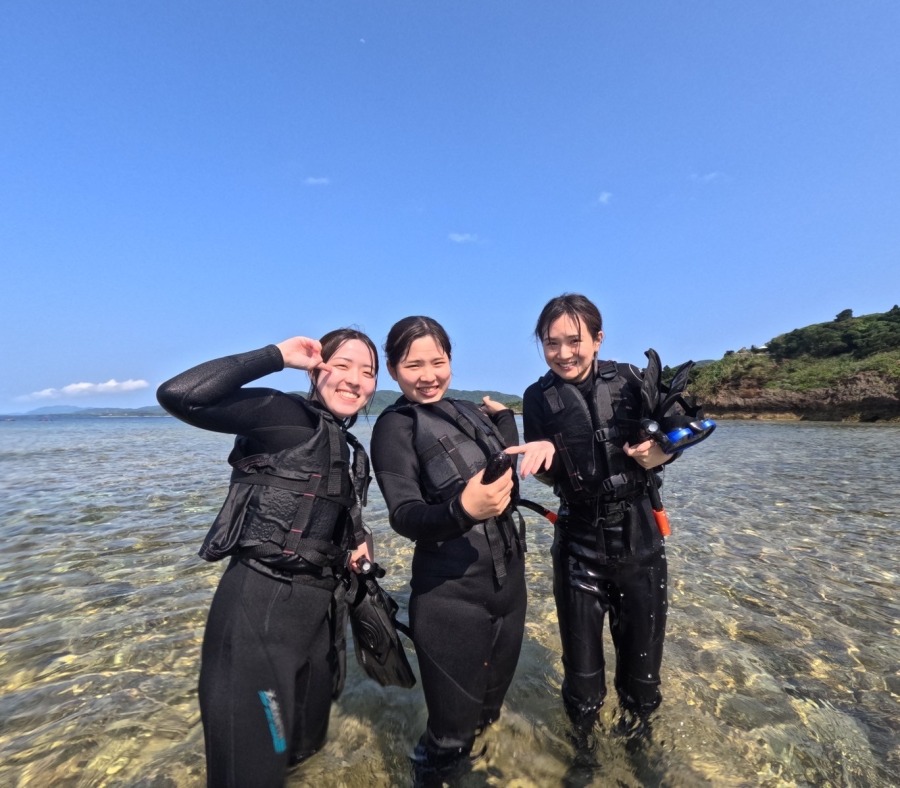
<box><xmin>0</xmin><ymin>417</ymin><xmax>898</xmax><ymax>787</ymax></box>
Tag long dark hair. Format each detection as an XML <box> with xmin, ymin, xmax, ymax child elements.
<box><xmin>534</xmin><ymin>293</ymin><xmax>603</xmax><ymax>344</ymax></box>
<box><xmin>384</xmin><ymin>316</ymin><xmax>452</xmax><ymax>368</ymax></box>
<box><xmin>309</xmin><ymin>327</ymin><xmax>379</xmax><ymax>426</ymax></box>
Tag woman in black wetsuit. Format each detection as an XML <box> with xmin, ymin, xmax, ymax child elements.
<box><xmin>370</xmin><ymin>316</ymin><xmax>553</xmax><ymax>786</ymax></box>
<box><xmin>522</xmin><ymin>294</ymin><xmax>675</xmax><ymax>744</ymax></box>
<box><xmin>157</xmin><ymin>331</ymin><xmax>378</xmax><ymax>788</ymax></box>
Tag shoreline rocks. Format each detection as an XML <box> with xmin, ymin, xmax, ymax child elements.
<box><xmin>699</xmin><ymin>371</ymin><xmax>900</xmax><ymax>423</ymax></box>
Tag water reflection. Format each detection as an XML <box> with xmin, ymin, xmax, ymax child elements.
<box><xmin>0</xmin><ymin>419</ymin><xmax>897</xmax><ymax>786</ymax></box>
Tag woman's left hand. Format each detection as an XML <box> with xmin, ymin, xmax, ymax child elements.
<box><xmin>504</xmin><ymin>440</ymin><xmax>556</xmax><ymax>478</ymax></box>
<box><xmin>623</xmin><ymin>439</ymin><xmax>671</xmax><ymax>470</ymax></box>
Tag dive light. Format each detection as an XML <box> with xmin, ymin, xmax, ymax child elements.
<box><xmin>640</xmin><ymin>417</ymin><xmax>716</xmax><ymax>454</ymax></box>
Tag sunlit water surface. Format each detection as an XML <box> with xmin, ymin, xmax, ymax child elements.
<box><xmin>1</xmin><ymin>418</ymin><xmax>897</xmax><ymax>787</ymax></box>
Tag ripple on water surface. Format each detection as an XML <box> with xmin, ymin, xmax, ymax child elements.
<box><xmin>0</xmin><ymin>418</ymin><xmax>898</xmax><ymax>786</ymax></box>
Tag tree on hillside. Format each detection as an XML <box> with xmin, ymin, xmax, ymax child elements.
<box><xmin>769</xmin><ymin>308</ymin><xmax>900</xmax><ymax>360</ymax></box>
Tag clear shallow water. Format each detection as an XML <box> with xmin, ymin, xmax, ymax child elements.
<box><xmin>0</xmin><ymin>418</ymin><xmax>897</xmax><ymax>787</ymax></box>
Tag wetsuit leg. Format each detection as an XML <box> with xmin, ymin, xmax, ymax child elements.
<box><xmin>479</xmin><ymin>558</ymin><xmax>527</xmax><ymax>728</ymax></box>
<box><xmin>411</xmin><ymin>590</ymin><xmax>494</xmax><ymax>754</ymax></box>
<box><xmin>198</xmin><ymin>560</ymin><xmax>335</xmax><ymax>787</ymax></box>
<box><xmin>608</xmin><ymin>549</ymin><xmax>667</xmax><ymax>715</ymax></box>
<box><xmin>289</xmin><ymin>596</ymin><xmax>335</xmax><ymax>764</ymax></box>
<box><xmin>551</xmin><ymin>530</ymin><xmax>608</xmax><ymax>728</ymax></box>
<box><xmin>409</xmin><ymin>552</ymin><xmax>526</xmax><ymax>751</ymax></box>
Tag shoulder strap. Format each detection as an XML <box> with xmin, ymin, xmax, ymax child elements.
<box><xmin>592</xmin><ymin>360</ymin><xmax>620</xmax><ymax>423</ymax></box>
<box><xmin>429</xmin><ymin>399</ymin><xmax>478</xmax><ymax>440</ymax></box>
<box><xmin>450</xmin><ymin>399</ymin><xmax>507</xmax><ymax>442</ymax></box>
<box><xmin>422</xmin><ymin>400</ymin><xmax>506</xmax><ymax>479</ymax></box>
<box><xmin>429</xmin><ymin>399</ymin><xmax>507</xmax><ymax>449</ymax></box>
<box><xmin>538</xmin><ymin>371</ymin><xmax>564</xmax><ymax>414</ymax></box>
<box><xmin>322</xmin><ymin>417</ymin><xmax>347</xmax><ymax>497</ymax></box>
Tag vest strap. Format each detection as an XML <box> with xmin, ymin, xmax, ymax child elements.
<box><xmin>324</xmin><ymin>419</ymin><xmax>345</xmax><ymax>496</ymax></box>
<box><xmin>439</xmin><ymin>434</ymin><xmax>472</xmax><ymax>479</ymax></box>
<box><xmin>345</xmin><ymin>431</ymin><xmax>372</xmax><ymax>546</ymax></box>
<box><xmin>403</xmin><ymin>398</ymin><xmax>525</xmax><ymax>583</ymax></box>
<box><xmin>241</xmin><ymin>536</ymin><xmax>343</xmax><ymax>568</ymax></box>
<box><xmin>593</xmin><ymin>367</ymin><xmax>616</xmax><ymax>423</ymax></box>
<box><xmin>282</xmin><ymin>473</ymin><xmax>322</xmax><ymax>555</ymax></box>
<box><xmin>553</xmin><ymin>432</ymin><xmax>583</xmax><ymax>492</ymax></box>
<box><xmin>485</xmin><ymin>517</ymin><xmax>508</xmax><ymax>585</ymax></box>
<box><xmin>231</xmin><ymin>472</ymin><xmax>312</xmax><ymax>492</ymax></box>
<box><xmin>594</xmin><ymin>426</ymin><xmax>620</xmax><ymax>442</ymax></box>
<box><xmin>600</xmin><ymin>472</ymin><xmax>643</xmax><ymax>495</ymax></box>
<box><xmin>419</xmin><ymin>432</ymin><xmax>468</xmax><ymax>465</ymax></box>
<box><xmin>432</xmin><ymin>400</ymin><xmax>477</xmax><ymax>441</ymax></box>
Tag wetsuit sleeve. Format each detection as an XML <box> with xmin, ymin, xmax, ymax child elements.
<box><xmin>156</xmin><ymin>345</ymin><xmax>313</xmax><ymax>435</ymax></box>
<box><xmin>371</xmin><ymin>410</ymin><xmax>478</xmax><ymax>543</ymax></box>
<box><xmin>522</xmin><ymin>383</ymin><xmax>548</xmax><ymax>443</ymax></box>
<box><xmin>522</xmin><ymin>381</ymin><xmax>561</xmax><ymax>486</ymax></box>
<box><xmin>490</xmin><ymin>408</ymin><xmax>520</xmax><ymax>448</ymax></box>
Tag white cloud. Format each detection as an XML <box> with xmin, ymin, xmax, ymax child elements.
<box><xmin>690</xmin><ymin>171</ymin><xmax>724</xmax><ymax>183</ymax></box>
<box><xmin>304</xmin><ymin>177</ymin><xmax>330</xmax><ymax>186</ymax></box>
<box><xmin>449</xmin><ymin>232</ymin><xmax>479</xmax><ymax>244</ymax></box>
<box><xmin>20</xmin><ymin>379</ymin><xmax>150</xmax><ymax>401</ymax></box>
<box><xmin>595</xmin><ymin>191</ymin><xmax>612</xmax><ymax>206</ymax></box>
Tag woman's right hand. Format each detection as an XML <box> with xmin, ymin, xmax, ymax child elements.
<box><xmin>276</xmin><ymin>337</ymin><xmax>331</xmax><ymax>372</ymax></box>
<box><xmin>504</xmin><ymin>440</ymin><xmax>555</xmax><ymax>478</ymax></box>
<box><xmin>348</xmin><ymin>534</ymin><xmax>374</xmax><ymax>574</ymax></box>
<box><xmin>459</xmin><ymin>467</ymin><xmax>514</xmax><ymax>521</ymax></box>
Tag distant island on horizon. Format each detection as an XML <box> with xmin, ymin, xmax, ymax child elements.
<box><xmin>0</xmin><ymin>388</ymin><xmax>521</xmax><ymax>420</ymax></box>
<box><xmin>5</xmin><ymin>307</ymin><xmax>898</xmax><ymax>423</ymax></box>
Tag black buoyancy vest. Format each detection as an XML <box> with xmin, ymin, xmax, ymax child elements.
<box><xmin>388</xmin><ymin>399</ymin><xmax>505</xmax><ymax>504</ymax></box>
<box><xmin>539</xmin><ymin>360</ymin><xmax>647</xmax><ymax>504</ymax></box>
<box><xmin>403</xmin><ymin>399</ymin><xmax>507</xmax><ymax>504</ymax></box>
<box><xmin>198</xmin><ymin>409</ymin><xmax>371</xmax><ymax>570</ymax></box>
<box><xmin>385</xmin><ymin>398</ymin><xmax>521</xmax><ymax>582</ymax></box>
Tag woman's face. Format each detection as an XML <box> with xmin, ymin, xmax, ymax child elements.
<box><xmin>315</xmin><ymin>339</ymin><xmax>377</xmax><ymax>419</ymax></box>
<box><xmin>388</xmin><ymin>335</ymin><xmax>451</xmax><ymax>405</ymax></box>
<box><xmin>542</xmin><ymin>314</ymin><xmax>603</xmax><ymax>383</ymax></box>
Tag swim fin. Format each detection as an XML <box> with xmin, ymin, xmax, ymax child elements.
<box><xmin>346</xmin><ymin>564</ymin><xmax>416</xmax><ymax>689</ymax></box>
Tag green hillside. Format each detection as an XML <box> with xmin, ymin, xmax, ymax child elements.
<box><xmin>368</xmin><ymin>388</ymin><xmax>521</xmax><ymax>413</ymax></box>
<box><xmin>687</xmin><ymin>307</ymin><xmax>900</xmax><ymax>421</ymax></box>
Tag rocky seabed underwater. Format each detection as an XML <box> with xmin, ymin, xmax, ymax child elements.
<box><xmin>1</xmin><ymin>418</ymin><xmax>897</xmax><ymax>787</ymax></box>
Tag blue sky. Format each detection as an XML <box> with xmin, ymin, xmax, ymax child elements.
<box><xmin>3</xmin><ymin>1</ymin><xmax>898</xmax><ymax>413</ymax></box>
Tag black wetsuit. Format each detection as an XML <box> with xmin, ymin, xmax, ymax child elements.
<box><xmin>371</xmin><ymin>400</ymin><xmax>526</xmax><ymax>768</ymax></box>
<box><xmin>157</xmin><ymin>346</ymin><xmax>362</xmax><ymax>788</ymax></box>
<box><xmin>523</xmin><ymin>368</ymin><xmax>668</xmax><ymax>726</ymax></box>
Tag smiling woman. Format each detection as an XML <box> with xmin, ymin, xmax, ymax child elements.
<box><xmin>524</xmin><ymin>293</ymin><xmax>677</xmax><ymax>748</ymax></box>
<box><xmin>539</xmin><ymin>308</ymin><xmax>602</xmax><ymax>383</ymax></box>
<box><xmin>370</xmin><ymin>315</ymin><xmax>555</xmax><ymax>785</ymax></box>
<box><xmin>155</xmin><ymin>330</ymin><xmax>379</xmax><ymax>788</ymax></box>
<box><xmin>307</xmin><ymin>331</ymin><xmax>378</xmax><ymax>419</ymax></box>
<box><xmin>385</xmin><ymin>319</ymin><xmax>452</xmax><ymax>405</ymax></box>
